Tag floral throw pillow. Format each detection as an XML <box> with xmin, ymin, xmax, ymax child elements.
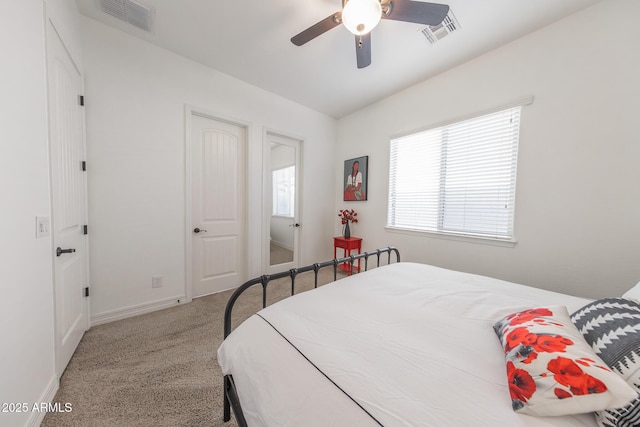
<box><xmin>493</xmin><ymin>306</ymin><xmax>637</xmax><ymax>416</ymax></box>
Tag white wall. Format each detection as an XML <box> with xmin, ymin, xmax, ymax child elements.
<box><xmin>80</xmin><ymin>17</ymin><xmax>336</xmax><ymax>321</ymax></box>
<box><xmin>0</xmin><ymin>2</ymin><xmax>83</xmax><ymax>426</ymax></box>
<box><xmin>336</xmin><ymin>0</ymin><xmax>640</xmax><ymax>299</ymax></box>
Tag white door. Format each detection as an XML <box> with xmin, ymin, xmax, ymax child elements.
<box><xmin>47</xmin><ymin>21</ymin><xmax>89</xmax><ymax>376</ymax></box>
<box><xmin>266</xmin><ymin>133</ymin><xmax>302</xmax><ymax>274</ymax></box>
<box><xmin>191</xmin><ymin>114</ymin><xmax>247</xmax><ymax>297</ymax></box>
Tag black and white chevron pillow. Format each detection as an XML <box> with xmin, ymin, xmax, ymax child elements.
<box><xmin>571</xmin><ymin>298</ymin><xmax>640</xmax><ymax>427</ymax></box>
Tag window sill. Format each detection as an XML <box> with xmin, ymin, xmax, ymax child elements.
<box><xmin>384</xmin><ymin>226</ymin><xmax>517</xmax><ymax>248</ymax></box>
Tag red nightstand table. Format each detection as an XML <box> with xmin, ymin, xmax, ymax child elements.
<box><xmin>333</xmin><ymin>236</ymin><xmax>362</xmax><ymax>275</ymax></box>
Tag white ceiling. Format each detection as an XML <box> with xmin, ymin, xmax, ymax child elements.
<box><xmin>75</xmin><ymin>0</ymin><xmax>601</xmax><ymax>118</ymax></box>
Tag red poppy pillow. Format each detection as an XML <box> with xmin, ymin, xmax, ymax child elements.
<box><xmin>493</xmin><ymin>306</ymin><xmax>636</xmax><ymax>416</ymax></box>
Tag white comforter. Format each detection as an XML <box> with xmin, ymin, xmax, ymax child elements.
<box><xmin>218</xmin><ymin>262</ymin><xmax>598</xmax><ymax>426</ymax></box>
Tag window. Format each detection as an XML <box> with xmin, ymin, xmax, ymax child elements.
<box><xmin>387</xmin><ymin>105</ymin><xmax>523</xmax><ymax>240</ymax></box>
<box><xmin>272</xmin><ymin>166</ymin><xmax>295</xmax><ymax>217</ymax></box>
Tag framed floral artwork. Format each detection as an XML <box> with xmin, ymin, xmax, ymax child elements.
<box><xmin>343</xmin><ymin>156</ymin><xmax>368</xmax><ymax>201</ymax></box>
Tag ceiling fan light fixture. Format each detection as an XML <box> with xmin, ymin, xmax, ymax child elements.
<box><xmin>342</xmin><ymin>0</ymin><xmax>382</xmax><ymax>36</ymax></box>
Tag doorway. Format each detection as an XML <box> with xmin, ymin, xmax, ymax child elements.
<box><xmin>265</xmin><ymin>132</ymin><xmax>302</xmax><ymax>273</ymax></box>
<box><xmin>189</xmin><ymin>112</ymin><xmax>247</xmax><ymax>297</ymax></box>
<box><xmin>46</xmin><ymin>20</ymin><xmax>89</xmax><ymax>377</ymax></box>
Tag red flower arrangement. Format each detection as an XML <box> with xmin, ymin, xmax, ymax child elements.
<box><xmin>338</xmin><ymin>209</ymin><xmax>358</xmax><ymax>224</ymax></box>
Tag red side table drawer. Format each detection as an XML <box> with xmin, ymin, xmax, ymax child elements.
<box><xmin>333</xmin><ymin>237</ymin><xmax>362</xmax><ymax>275</ymax></box>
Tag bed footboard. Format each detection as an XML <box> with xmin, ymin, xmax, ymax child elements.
<box><xmin>221</xmin><ymin>246</ymin><xmax>400</xmax><ymax>424</ymax></box>
<box><xmin>223</xmin><ymin>375</ymin><xmax>247</xmax><ymax>426</ymax></box>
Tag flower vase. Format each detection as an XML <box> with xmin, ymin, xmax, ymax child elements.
<box><xmin>344</xmin><ymin>221</ymin><xmax>351</xmax><ymax>239</ymax></box>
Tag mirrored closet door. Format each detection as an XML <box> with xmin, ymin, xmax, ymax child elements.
<box><xmin>265</xmin><ymin>132</ymin><xmax>301</xmax><ymax>273</ymax></box>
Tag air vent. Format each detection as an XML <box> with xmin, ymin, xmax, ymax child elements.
<box><xmin>421</xmin><ymin>10</ymin><xmax>460</xmax><ymax>44</ymax></box>
<box><xmin>97</xmin><ymin>0</ymin><xmax>154</xmax><ymax>32</ymax></box>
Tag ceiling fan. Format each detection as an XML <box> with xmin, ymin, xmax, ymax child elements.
<box><xmin>291</xmin><ymin>0</ymin><xmax>449</xmax><ymax>69</ymax></box>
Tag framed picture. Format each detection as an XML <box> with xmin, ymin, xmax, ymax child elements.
<box><xmin>343</xmin><ymin>156</ymin><xmax>368</xmax><ymax>201</ymax></box>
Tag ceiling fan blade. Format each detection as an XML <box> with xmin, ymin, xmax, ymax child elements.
<box><xmin>291</xmin><ymin>12</ymin><xmax>342</xmax><ymax>46</ymax></box>
<box><xmin>355</xmin><ymin>33</ymin><xmax>371</xmax><ymax>69</ymax></box>
<box><xmin>383</xmin><ymin>1</ymin><xmax>449</xmax><ymax>26</ymax></box>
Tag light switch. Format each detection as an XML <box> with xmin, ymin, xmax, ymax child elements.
<box><xmin>36</xmin><ymin>216</ymin><xmax>50</xmax><ymax>238</ymax></box>
<box><xmin>152</xmin><ymin>275</ymin><xmax>163</xmax><ymax>288</ymax></box>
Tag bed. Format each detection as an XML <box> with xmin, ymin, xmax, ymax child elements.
<box><xmin>217</xmin><ymin>248</ymin><xmax>640</xmax><ymax>427</ymax></box>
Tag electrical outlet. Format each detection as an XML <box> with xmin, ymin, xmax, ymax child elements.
<box><xmin>151</xmin><ymin>275</ymin><xmax>163</xmax><ymax>288</ymax></box>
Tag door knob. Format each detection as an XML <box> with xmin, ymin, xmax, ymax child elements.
<box><xmin>193</xmin><ymin>228</ymin><xmax>208</xmax><ymax>233</ymax></box>
<box><xmin>56</xmin><ymin>247</ymin><xmax>76</xmax><ymax>257</ymax></box>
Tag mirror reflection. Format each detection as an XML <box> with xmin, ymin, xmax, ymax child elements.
<box><xmin>269</xmin><ymin>142</ymin><xmax>295</xmax><ymax>266</ymax></box>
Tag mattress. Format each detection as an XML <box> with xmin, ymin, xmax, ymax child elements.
<box><xmin>218</xmin><ymin>262</ymin><xmax>599</xmax><ymax>426</ymax></box>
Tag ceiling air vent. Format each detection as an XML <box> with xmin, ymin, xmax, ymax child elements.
<box><xmin>421</xmin><ymin>10</ymin><xmax>460</xmax><ymax>44</ymax></box>
<box><xmin>97</xmin><ymin>0</ymin><xmax>155</xmax><ymax>32</ymax></box>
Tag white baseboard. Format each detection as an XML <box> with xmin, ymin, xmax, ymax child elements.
<box><xmin>26</xmin><ymin>375</ymin><xmax>58</xmax><ymax>427</ymax></box>
<box><xmin>90</xmin><ymin>295</ymin><xmax>186</xmax><ymax>326</ymax></box>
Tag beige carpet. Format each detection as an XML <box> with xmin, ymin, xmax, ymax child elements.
<box><xmin>269</xmin><ymin>241</ymin><xmax>293</xmax><ymax>265</ymax></box>
<box><xmin>42</xmin><ymin>268</ymin><xmax>344</xmax><ymax>427</ymax></box>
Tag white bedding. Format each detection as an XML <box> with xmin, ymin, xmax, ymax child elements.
<box><xmin>218</xmin><ymin>262</ymin><xmax>599</xmax><ymax>426</ymax></box>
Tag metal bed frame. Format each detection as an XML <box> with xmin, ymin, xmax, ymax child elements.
<box><xmin>221</xmin><ymin>247</ymin><xmax>401</xmax><ymax>426</ymax></box>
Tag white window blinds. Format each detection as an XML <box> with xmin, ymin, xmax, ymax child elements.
<box><xmin>387</xmin><ymin>106</ymin><xmax>522</xmax><ymax>240</ymax></box>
